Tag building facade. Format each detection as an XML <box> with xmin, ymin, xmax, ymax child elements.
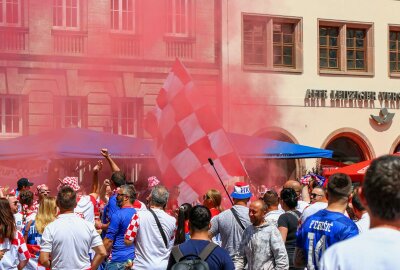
<box><xmin>0</xmin><ymin>0</ymin><xmax>221</xmax><ymax>138</ymax></box>
<box><xmin>221</xmin><ymin>0</ymin><xmax>400</xmax><ymax>183</ymax></box>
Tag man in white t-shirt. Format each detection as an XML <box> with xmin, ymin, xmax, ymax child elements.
<box><xmin>262</xmin><ymin>190</ymin><xmax>284</xmax><ymax>226</ymax></box>
<box><xmin>39</xmin><ymin>186</ymin><xmax>106</xmax><ymax>270</ymax></box>
<box><xmin>320</xmin><ymin>155</ymin><xmax>400</xmax><ymax>270</ymax></box>
<box><xmin>124</xmin><ymin>185</ymin><xmax>176</xmax><ymax>270</ymax></box>
<box><xmin>300</xmin><ymin>186</ymin><xmax>328</xmax><ymax>226</ymax></box>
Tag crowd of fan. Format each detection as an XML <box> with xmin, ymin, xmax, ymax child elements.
<box><xmin>0</xmin><ymin>151</ymin><xmax>400</xmax><ymax>270</ymax></box>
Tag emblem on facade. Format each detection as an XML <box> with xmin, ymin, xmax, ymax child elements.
<box><xmin>370</xmin><ymin>108</ymin><xmax>395</xmax><ymax>125</ymax></box>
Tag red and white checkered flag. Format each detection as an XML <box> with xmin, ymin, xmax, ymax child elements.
<box><xmin>145</xmin><ymin>59</ymin><xmax>247</xmax><ymax>202</ymax></box>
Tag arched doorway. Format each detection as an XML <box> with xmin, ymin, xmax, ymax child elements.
<box><xmin>321</xmin><ymin>131</ymin><xmax>373</xmax><ymax>168</ymax></box>
<box><xmin>245</xmin><ymin>130</ymin><xmax>299</xmax><ymax>190</ymax></box>
<box><xmin>326</xmin><ymin>137</ymin><xmax>366</xmax><ymax>164</ymax></box>
<box><xmin>393</xmin><ymin>143</ymin><xmax>400</xmax><ymax>154</ymax></box>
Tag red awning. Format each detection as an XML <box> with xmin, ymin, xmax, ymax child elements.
<box><xmin>323</xmin><ymin>160</ymin><xmax>371</xmax><ymax>182</ymax></box>
<box><xmin>323</xmin><ymin>153</ymin><xmax>400</xmax><ymax>182</ymax></box>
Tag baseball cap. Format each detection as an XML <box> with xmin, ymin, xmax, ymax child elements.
<box><xmin>17</xmin><ymin>178</ymin><xmax>34</xmax><ymax>189</ymax></box>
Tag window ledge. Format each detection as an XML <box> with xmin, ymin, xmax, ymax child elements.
<box><xmin>0</xmin><ymin>26</ymin><xmax>28</xmax><ymax>32</ymax></box>
<box><xmin>163</xmin><ymin>35</ymin><xmax>195</xmax><ymax>43</ymax></box>
<box><xmin>243</xmin><ymin>65</ymin><xmax>303</xmax><ymax>74</ymax></box>
<box><xmin>319</xmin><ymin>69</ymin><xmax>374</xmax><ymax>77</ymax></box>
<box><xmin>389</xmin><ymin>72</ymin><xmax>400</xmax><ymax>78</ymax></box>
<box><xmin>51</xmin><ymin>28</ymin><xmax>87</xmax><ymax>35</ymax></box>
<box><xmin>0</xmin><ymin>134</ymin><xmax>22</xmax><ymax>139</ymax></box>
<box><xmin>109</xmin><ymin>32</ymin><xmax>140</xmax><ymax>38</ymax></box>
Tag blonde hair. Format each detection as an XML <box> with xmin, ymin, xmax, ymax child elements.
<box><xmin>205</xmin><ymin>189</ymin><xmax>223</xmax><ymax>212</ymax></box>
<box><xmin>35</xmin><ymin>196</ymin><xmax>57</xmax><ymax>234</ymax></box>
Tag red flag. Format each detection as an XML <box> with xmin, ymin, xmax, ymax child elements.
<box><xmin>145</xmin><ymin>59</ymin><xmax>247</xmax><ymax>203</ymax></box>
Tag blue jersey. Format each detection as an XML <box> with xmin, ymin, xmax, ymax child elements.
<box><xmin>296</xmin><ymin>209</ymin><xmax>359</xmax><ymax>270</ymax></box>
<box><xmin>105</xmin><ymin>207</ymin><xmax>137</xmax><ymax>262</ymax></box>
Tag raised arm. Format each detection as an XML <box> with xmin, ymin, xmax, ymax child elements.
<box><xmin>90</xmin><ymin>160</ymin><xmax>103</xmax><ymax>198</ymax></box>
<box><xmin>101</xmin><ymin>149</ymin><xmax>120</xmax><ymax>173</ymax></box>
<box><xmin>99</xmin><ymin>179</ymin><xmax>111</xmax><ymax>204</ymax></box>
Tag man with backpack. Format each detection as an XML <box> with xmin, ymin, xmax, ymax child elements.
<box><xmin>209</xmin><ymin>182</ymin><xmax>252</xmax><ymax>258</ymax></box>
<box><xmin>167</xmin><ymin>205</ymin><xmax>234</xmax><ymax>270</ymax></box>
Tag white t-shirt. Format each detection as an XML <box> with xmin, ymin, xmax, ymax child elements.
<box><xmin>0</xmin><ymin>231</ymin><xmax>30</xmax><ymax>270</ymax></box>
<box><xmin>134</xmin><ymin>208</ymin><xmax>176</xmax><ymax>270</ymax></box>
<box><xmin>300</xmin><ymin>201</ymin><xmax>328</xmax><ymax>226</ymax></box>
<box><xmin>320</xmin><ymin>227</ymin><xmax>400</xmax><ymax>270</ymax></box>
<box><xmin>74</xmin><ymin>195</ymin><xmax>96</xmax><ymax>224</ymax></box>
<box><xmin>264</xmin><ymin>209</ymin><xmax>284</xmax><ymax>227</ymax></box>
<box><xmin>355</xmin><ymin>212</ymin><xmax>370</xmax><ymax>233</ymax></box>
<box><xmin>40</xmin><ymin>213</ymin><xmax>103</xmax><ymax>270</ymax></box>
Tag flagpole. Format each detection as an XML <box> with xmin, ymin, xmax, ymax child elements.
<box><xmin>208</xmin><ymin>158</ymin><xmax>234</xmax><ymax>206</ymax></box>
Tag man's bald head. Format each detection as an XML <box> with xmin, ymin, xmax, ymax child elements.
<box><xmin>249</xmin><ymin>199</ymin><xmax>267</xmax><ymax>226</ymax></box>
<box><xmin>284</xmin><ymin>180</ymin><xmax>302</xmax><ymax>195</ymax></box>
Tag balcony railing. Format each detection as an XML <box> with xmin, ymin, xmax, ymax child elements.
<box><xmin>164</xmin><ymin>36</ymin><xmax>195</xmax><ymax>59</ymax></box>
<box><xmin>111</xmin><ymin>33</ymin><xmax>140</xmax><ymax>57</ymax></box>
<box><xmin>0</xmin><ymin>27</ymin><xmax>29</xmax><ymax>52</ymax></box>
<box><xmin>52</xmin><ymin>30</ymin><xmax>87</xmax><ymax>55</ymax></box>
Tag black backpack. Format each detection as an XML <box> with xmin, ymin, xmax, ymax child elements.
<box><xmin>171</xmin><ymin>242</ymin><xmax>218</xmax><ymax>270</ymax></box>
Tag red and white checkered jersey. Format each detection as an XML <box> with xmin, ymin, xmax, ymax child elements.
<box><xmin>124</xmin><ymin>213</ymin><xmax>140</xmax><ymax>241</ymax></box>
<box><xmin>145</xmin><ymin>59</ymin><xmax>247</xmax><ymax>202</ymax></box>
<box><xmin>0</xmin><ymin>231</ymin><xmax>31</xmax><ymax>270</ymax></box>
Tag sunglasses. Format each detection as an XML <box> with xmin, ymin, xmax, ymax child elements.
<box><xmin>117</xmin><ymin>193</ymin><xmax>127</xmax><ymax>197</ymax></box>
<box><xmin>310</xmin><ymin>193</ymin><xmax>323</xmax><ymax>199</ymax></box>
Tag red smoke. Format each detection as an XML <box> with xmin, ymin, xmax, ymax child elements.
<box><xmin>0</xmin><ymin>1</ymin><xmax>284</xmax><ymax>201</ymax></box>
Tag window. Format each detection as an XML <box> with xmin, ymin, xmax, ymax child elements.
<box><xmin>166</xmin><ymin>0</ymin><xmax>191</xmax><ymax>36</ymax></box>
<box><xmin>53</xmin><ymin>0</ymin><xmax>80</xmax><ymax>29</ymax></box>
<box><xmin>111</xmin><ymin>0</ymin><xmax>136</xmax><ymax>32</ymax></box>
<box><xmin>54</xmin><ymin>97</ymin><xmax>87</xmax><ymax>128</ymax></box>
<box><xmin>273</xmin><ymin>23</ymin><xmax>295</xmax><ymax>67</ymax></box>
<box><xmin>243</xmin><ymin>20</ymin><xmax>266</xmax><ymax>65</ymax></box>
<box><xmin>319</xmin><ymin>26</ymin><xmax>339</xmax><ymax>69</ymax></box>
<box><xmin>0</xmin><ymin>95</ymin><xmax>22</xmax><ymax>135</ymax></box>
<box><xmin>346</xmin><ymin>28</ymin><xmax>366</xmax><ymax>71</ymax></box>
<box><xmin>319</xmin><ymin>20</ymin><xmax>374</xmax><ymax>75</ymax></box>
<box><xmin>112</xmin><ymin>98</ymin><xmax>143</xmax><ymax>136</ymax></box>
<box><xmin>389</xmin><ymin>26</ymin><xmax>400</xmax><ymax>76</ymax></box>
<box><xmin>63</xmin><ymin>98</ymin><xmax>81</xmax><ymax>128</ymax></box>
<box><xmin>0</xmin><ymin>0</ymin><xmax>22</xmax><ymax>26</ymax></box>
<box><xmin>242</xmin><ymin>14</ymin><xmax>302</xmax><ymax>72</ymax></box>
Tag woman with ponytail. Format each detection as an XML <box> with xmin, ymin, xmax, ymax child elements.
<box><xmin>174</xmin><ymin>203</ymin><xmax>192</xmax><ymax>245</ymax></box>
<box><xmin>278</xmin><ymin>187</ymin><xmax>302</xmax><ymax>270</ymax></box>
